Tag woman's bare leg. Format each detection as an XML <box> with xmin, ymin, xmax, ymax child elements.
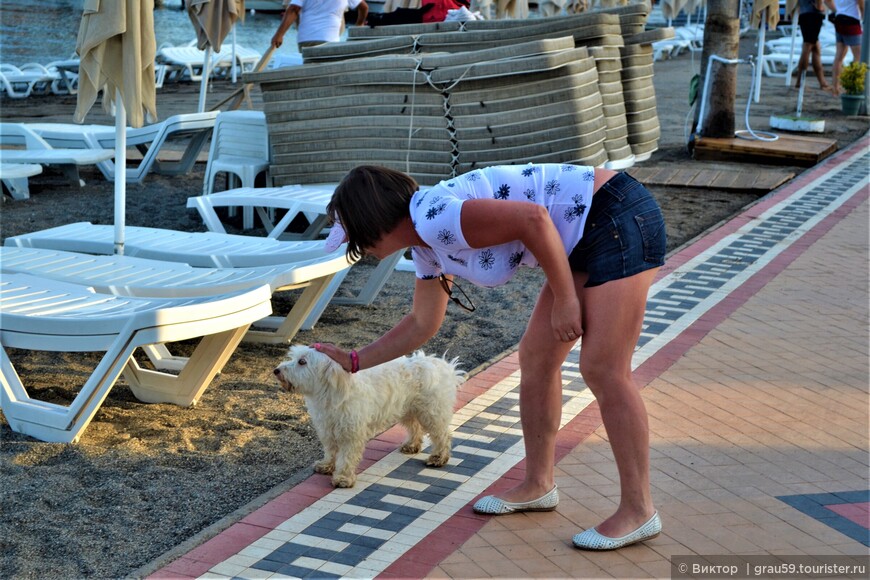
<box><xmin>576</xmin><ymin>268</ymin><xmax>659</xmax><ymax>537</ymax></box>
<box><xmin>495</xmin><ymin>274</ymin><xmax>583</xmax><ymax>503</ymax></box>
<box><xmin>832</xmin><ymin>43</ymin><xmax>849</xmax><ymax>95</ymax></box>
<box><xmin>494</xmin><ymin>265</ymin><xmax>659</xmax><ymax>539</ymax></box>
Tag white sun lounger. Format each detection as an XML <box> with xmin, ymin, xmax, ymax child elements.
<box><xmin>23</xmin><ymin>111</ymin><xmax>219</xmax><ymax>183</ymax></box>
<box><xmin>0</xmin><ymin>273</ymin><xmax>272</xmax><ymax>443</ymax></box>
<box><xmin>187</xmin><ymin>184</ymin><xmax>420</xmax><ymax>309</ymax></box>
<box><xmin>0</xmin><ymin>162</ymin><xmax>42</xmax><ymax>200</ymax></box>
<box><xmin>0</xmin><ymin>246</ymin><xmax>351</xmax><ymax>348</ymax></box>
<box><xmin>5</xmin><ymin>222</ymin><xmax>356</xmax><ymax>331</ymax></box>
<box><xmin>158</xmin><ymin>43</ymin><xmax>261</xmax><ymax>82</ymax></box>
<box><xmin>0</xmin><ymin>63</ymin><xmax>58</xmax><ymax>99</ymax></box>
<box><xmin>0</xmin><ymin>123</ymin><xmax>115</xmax><ymax>188</ymax></box>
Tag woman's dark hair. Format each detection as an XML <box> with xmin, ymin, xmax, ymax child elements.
<box><xmin>328</xmin><ymin>165</ymin><xmax>419</xmax><ymax>261</ymax></box>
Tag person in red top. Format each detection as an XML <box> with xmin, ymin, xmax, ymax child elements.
<box><xmin>421</xmin><ymin>0</ymin><xmax>469</xmax><ymax>22</ymax></box>
<box><xmin>366</xmin><ymin>0</ymin><xmax>469</xmax><ymax>26</ymax></box>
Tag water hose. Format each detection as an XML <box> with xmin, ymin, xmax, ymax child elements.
<box><xmin>696</xmin><ymin>54</ymin><xmax>778</xmax><ymax>143</ymax></box>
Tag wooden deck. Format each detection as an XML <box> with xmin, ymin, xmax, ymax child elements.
<box><xmin>690</xmin><ymin>133</ymin><xmax>838</xmax><ymax>167</ymax></box>
<box><xmin>629</xmin><ymin>164</ymin><xmax>795</xmax><ymax>194</ymax></box>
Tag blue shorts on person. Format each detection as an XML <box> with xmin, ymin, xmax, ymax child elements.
<box><xmin>569</xmin><ymin>172</ymin><xmax>667</xmax><ymax>288</ymax></box>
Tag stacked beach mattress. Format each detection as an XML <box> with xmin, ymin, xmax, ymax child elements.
<box><xmin>619</xmin><ymin>28</ymin><xmax>674</xmax><ymax>161</ymax></box>
<box><xmin>248</xmin><ymin>4</ymin><xmax>673</xmax><ymax>183</ymax></box>
<box><xmin>251</xmin><ymin>37</ymin><xmax>611</xmax><ymax>185</ymax></box>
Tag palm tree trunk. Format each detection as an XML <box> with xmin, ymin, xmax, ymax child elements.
<box><xmin>694</xmin><ymin>0</ymin><xmax>742</xmax><ymax>138</ymax></box>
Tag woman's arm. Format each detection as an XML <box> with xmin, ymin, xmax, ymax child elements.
<box><xmin>460</xmin><ymin>198</ymin><xmax>581</xmax><ymax>341</ymax></box>
<box><xmin>316</xmin><ymin>276</ymin><xmax>450</xmax><ymax>371</ymax></box>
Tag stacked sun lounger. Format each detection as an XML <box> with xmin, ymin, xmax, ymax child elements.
<box><xmin>247</xmin><ymin>5</ymin><xmax>671</xmax><ymax>181</ymax></box>
<box><xmin>344</xmin><ymin>3</ymin><xmax>668</xmax><ymax>164</ymax></box>
<box><xmin>250</xmin><ymin>36</ymin><xmax>610</xmax><ymax>185</ymax></box>
<box><xmin>619</xmin><ymin>27</ymin><xmax>674</xmax><ymax>161</ymax></box>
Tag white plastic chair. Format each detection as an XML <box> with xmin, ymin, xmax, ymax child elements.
<box><xmin>6</xmin><ymin>222</ymin><xmax>354</xmax><ymax>331</ymax></box>
<box><xmin>0</xmin><ymin>123</ymin><xmax>115</xmax><ymax>188</ymax></box>
<box><xmin>0</xmin><ymin>63</ymin><xmax>57</xmax><ymax>99</ymax></box>
<box><xmin>0</xmin><ymin>273</ymin><xmax>273</xmax><ymax>443</ymax></box>
<box><xmin>0</xmin><ymin>245</ymin><xmax>351</xmax><ymax>349</ymax></box>
<box><xmin>203</xmin><ymin>111</ymin><xmax>272</xmax><ymax>229</ymax></box>
<box><xmin>18</xmin><ymin>112</ymin><xmax>218</xmax><ymax>183</ymax></box>
<box><xmin>0</xmin><ymin>163</ymin><xmax>42</xmax><ymax>200</ymax></box>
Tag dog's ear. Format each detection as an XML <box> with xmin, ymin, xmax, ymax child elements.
<box><xmin>318</xmin><ymin>351</ymin><xmax>353</xmax><ymax>392</ymax></box>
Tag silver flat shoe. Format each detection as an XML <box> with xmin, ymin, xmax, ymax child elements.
<box><xmin>472</xmin><ymin>485</ymin><xmax>559</xmax><ymax>515</ymax></box>
<box><xmin>572</xmin><ymin>511</ymin><xmax>662</xmax><ymax>550</ymax></box>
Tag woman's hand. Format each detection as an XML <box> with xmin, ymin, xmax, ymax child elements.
<box><xmin>312</xmin><ymin>343</ymin><xmax>352</xmax><ymax>372</ymax></box>
<box><xmin>552</xmin><ymin>295</ymin><xmax>582</xmax><ymax>343</ymax></box>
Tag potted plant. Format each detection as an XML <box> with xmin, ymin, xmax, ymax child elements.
<box><xmin>839</xmin><ymin>62</ymin><xmax>868</xmax><ymax>116</ymax></box>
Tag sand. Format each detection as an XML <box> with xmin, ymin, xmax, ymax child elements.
<box><xmin>0</xmin><ymin>33</ymin><xmax>867</xmax><ymax>579</ymax></box>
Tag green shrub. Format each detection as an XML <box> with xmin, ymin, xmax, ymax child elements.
<box><xmin>840</xmin><ymin>62</ymin><xmax>868</xmax><ymax>95</ymax></box>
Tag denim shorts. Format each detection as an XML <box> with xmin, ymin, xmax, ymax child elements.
<box><xmin>568</xmin><ymin>172</ymin><xmax>667</xmax><ymax>288</ymax></box>
<box><xmin>835</xmin><ymin>31</ymin><xmax>862</xmax><ymax>46</ymax></box>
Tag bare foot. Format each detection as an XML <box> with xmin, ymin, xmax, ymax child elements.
<box><xmin>495</xmin><ymin>481</ymin><xmax>555</xmax><ymax>504</ymax></box>
<box><xmin>595</xmin><ymin>506</ymin><xmax>658</xmax><ymax>539</ymax></box>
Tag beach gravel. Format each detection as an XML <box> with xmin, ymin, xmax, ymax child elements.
<box><xmin>0</xmin><ymin>35</ymin><xmax>866</xmax><ymax>579</ymax></box>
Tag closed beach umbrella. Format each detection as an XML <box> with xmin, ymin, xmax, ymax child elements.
<box><xmin>660</xmin><ymin>0</ymin><xmax>689</xmax><ymax>22</ymax></box>
<box><xmin>186</xmin><ymin>0</ymin><xmax>245</xmax><ymax>112</ymax></box>
<box><xmin>751</xmin><ymin>0</ymin><xmax>783</xmax><ymax>102</ymax></box>
<box><xmin>75</xmin><ymin>0</ymin><xmax>157</xmax><ymax>255</ymax></box>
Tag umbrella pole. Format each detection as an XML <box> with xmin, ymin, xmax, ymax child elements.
<box><xmin>231</xmin><ymin>26</ymin><xmax>237</xmax><ymax>84</ymax></box>
<box><xmin>786</xmin><ymin>14</ymin><xmax>799</xmax><ymax>86</ymax></box>
<box><xmin>754</xmin><ymin>8</ymin><xmax>768</xmax><ymax>103</ymax></box>
<box><xmin>114</xmin><ymin>88</ymin><xmax>126</xmax><ymax>256</ymax></box>
<box><xmin>199</xmin><ymin>46</ymin><xmax>212</xmax><ymax>113</ymax></box>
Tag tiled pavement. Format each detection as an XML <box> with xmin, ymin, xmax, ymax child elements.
<box><xmin>146</xmin><ymin>134</ymin><xmax>869</xmax><ymax>579</ymax></box>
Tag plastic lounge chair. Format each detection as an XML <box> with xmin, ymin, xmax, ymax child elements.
<box><xmin>189</xmin><ymin>184</ymin><xmax>336</xmax><ymax>240</ymax></box>
<box><xmin>761</xmin><ymin>46</ymin><xmax>850</xmax><ymax>78</ymax></box>
<box><xmin>0</xmin><ymin>123</ymin><xmax>115</xmax><ymax>187</ymax></box>
<box><xmin>45</xmin><ymin>58</ymin><xmax>81</xmax><ymax>95</ymax></box>
<box><xmin>0</xmin><ymin>63</ymin><xmax>58</xmax><ymax>99</ymax></box>
<box><xmin>673</xmin><ymin>25</ymin><xmax>703</xmax><ymax>53</ymax></box>
<box><xmin>5</xmin><ymin>222</ymin><xmax>356</xmax><ymax>330</ymax></box>
<box><xmin>186</xmin><ymin>184</ymin><xmax>418</xmax><ymax>316</ymax></box>
<box><xmin>203</xmin><ymin>111</ymin><xmax>272</xmax><ymax>229</ymax></box>
<box><xmin>0</xmin><ymin>273</ymin><xmax>273</xmax><ymax>443</ymax></box>
<box><xmin>0</xmin><ymin>162</ymin><xmax>42</xmax><ymax>200</ymax></box>
<box><xmin>157</xmin><ymin>42</ymin><xmax>261</xmax><ymax>82</ymax></box>
<box><xmin>0</xmin><ymin>245</ymin><xmax>351</xmax><ymax>349</ymax></box>
<box><xmin>23</xmin><ymin>112</ymin><xmax>219</xmax><ymax>183</ymax></box>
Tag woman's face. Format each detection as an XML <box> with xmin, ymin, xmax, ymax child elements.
<box><xmin>365</xmin><ymin>232</ymin><xmax>405</xmax><ymax>260</ymax></box>
<box><xmin>363</xmin><ymin>219</ymin><xmax>416</xmax><ymax>260</ymax></box>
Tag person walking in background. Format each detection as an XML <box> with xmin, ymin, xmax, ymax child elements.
<box><xmin>272</xmin><ymin>0</ymin><xmax>369</xmax><ymax>53</ymax></box>
<box><xmin>830</xmin><ymin>0</ymin><xmax>865</xmax><ymax>95</ymax></box>
<box><xmin>795</xmin><ymin>0</ymin><xmax>837</xmax><ymax>91</ymax></box>
<box><xmin>316</xmin><ymin>163</ymin><xmax>666</xmax><ymax>550</ymax></box>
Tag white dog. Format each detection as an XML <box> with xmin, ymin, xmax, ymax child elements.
<box><xmin>274</xmin><ymin>345</ymin><xmax>464</xmax><ymax>488</ymax></box>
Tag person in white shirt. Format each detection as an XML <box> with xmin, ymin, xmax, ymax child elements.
<box><xmin>272</xmin><ymin>0</ymin><xmax>369</xmax><ymax>53</ymax></box>
<box><xmin>317</xmin><ymin>163</ymin><xmax>667</xmax><ymax>551</ymax></box>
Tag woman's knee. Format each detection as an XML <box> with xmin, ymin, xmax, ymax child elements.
<box><xmin>579</xmin><ymin>355</ymin><xmax>632</xmax><ymax>397</ymax></box>
<box><xmin>518</xmin><ymin>337</ymin><xmax>566</xmax><ymax>378</ymax></box>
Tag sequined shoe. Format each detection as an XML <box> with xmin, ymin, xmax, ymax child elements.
<box><xmin>572</xmin><ymin>511</ymin><xmax>661</xmax><ymax>550</ymax></box>
<box><xmin>472</xmin><ymin>485</ymin><xmax>559</xmax><ymax>515</ymax></box>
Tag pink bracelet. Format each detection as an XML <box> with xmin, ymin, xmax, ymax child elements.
<box><xmin>349</xmin><ymin>350</ymin><xmax>360</xmax><ymax>374</ymax></box>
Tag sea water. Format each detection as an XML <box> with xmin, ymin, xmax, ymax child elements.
<box><xmin>0</xmin><ymin>0</ymin><xmax>297</xmax><ymax>67</ymax></box>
